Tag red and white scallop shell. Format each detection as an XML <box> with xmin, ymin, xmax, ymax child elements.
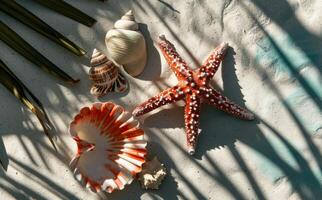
<box><xmin>69</xmin><ymin>102</ymin><xmax>147</xmax><ymax>193</ymax></box>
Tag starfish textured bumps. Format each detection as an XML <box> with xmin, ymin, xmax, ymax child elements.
<box><xmin>133</xmin><ymin>35</ymin><xmax>255</xmax><ymax>155</ymax></box>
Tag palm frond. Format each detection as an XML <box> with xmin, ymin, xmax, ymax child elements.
<box><xmin>0</xmin><ymin>21</ymin><xmax>79</xmax><ymax>83</ymax></box>
<box><xmin>0</xmin><ymin>0</ymin><xmax>86</xmax><ymax>56</ymax></box>
<box><xmin>0</xmin><ymin>0</ymin><xmax>105</xmax><ymax>168</ymax></box>
<box><xmin>33</xmin><ymin>0</ymin><xmax>97</xmax><ymax>27</ymax></box>
<box><xmin>0</xmin><ymin>59</ymin><xmax>57</xmax><ymax>152</ymax></box>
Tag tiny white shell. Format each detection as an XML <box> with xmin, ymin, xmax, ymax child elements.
<box><xmin>138</xmin><ymin>157</ymin><xmax>167</xmax><ymax>189</ymax></box>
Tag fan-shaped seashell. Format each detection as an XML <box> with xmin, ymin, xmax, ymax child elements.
<box><xmin>89</xmin><ymin>49</ymin><xmax>128</xmax><ymax>97</ymax></box>
<box><xmin>69</xmin><ymin>102</ymin><xmax>147</xmax><ymax>193</ymax></box>
<box><xmin>105</xmin><ymin>10</ymin><xmax>147</xmax><ymax>77</ymax></box>
<box><xmin>138</xmin><ymin>157</ymin><xmax>167</xmax><ymax>190</ymax></box>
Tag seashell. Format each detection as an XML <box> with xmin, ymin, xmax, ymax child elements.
<box><xmin>138</xmin><ymin>157</ymin><xmax>167</xmax><ymax>190</ymax></box>
<box><xmin>89</xmin><ymin>49</ymin><xmax>128</xmax><ymax>97</ymax></box>
<box><xmin>105</xmin><ymin>10</ymin><xmax>147</xmax><ymax>77</ymax></box>
<box><xmin>69</xmin><ymin>102</ymin><xmax>147</xmax><ymax>193</ymax></box>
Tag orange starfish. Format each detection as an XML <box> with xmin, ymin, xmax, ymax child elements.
<box><xmin>133</xmin><ymin>35</ymin><xmax>254</xmax><ymax>155</ymax></box>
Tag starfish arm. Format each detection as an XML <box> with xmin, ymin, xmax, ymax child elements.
<box><xmin>133</xmin><ymin>86</ymin><xmax>185</xmax><ymax>117</ymax></box>
<box><xmin>196</xmin><ymin>42</ymin><xmax>229</xmax><ymax>83</ymax></box>
<box><xmin>201</xmin><ymin>87</ymin><xmax>255</xmax><ymax>120</ymax></box>
<box><xmin>157</xmin><ymin>35</ymin><xmax>192</xmax><ymax>80</ymax></box>
<box><xmin>184</xmin><ymin>93</ymin><xmax>201</xmax><ymax>155</ymax></box>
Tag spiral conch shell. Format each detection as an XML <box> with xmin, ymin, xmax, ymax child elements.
<box><xmin>105</xmin><ymin>10</ymin><xmax>147</xmax><ymax>77</ymax></box>
<box><xmin>89</xmin><ymin>49</ymin><xmax>128</xmax><ymax>97</ymax></box>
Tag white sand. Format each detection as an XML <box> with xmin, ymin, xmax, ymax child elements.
<box><xmin>1</xmin><ymin>0</ymin><xmax>322</xmax><ymax>199</ymax></box>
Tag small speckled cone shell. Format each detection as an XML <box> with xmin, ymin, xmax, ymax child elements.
<box><xmin>89</xmin><ymin>49</ymin><xmax>128</xmax><ymax>97</ymax></box>
<box><xmin>105</xmin><ymin>10</ymin><xmax>147</xmax><ymax>77</ymax></box>
<box><xmin>69</xmin><ymin>102</ymin><xmax>147</xmax><ymax>193</ymax></box>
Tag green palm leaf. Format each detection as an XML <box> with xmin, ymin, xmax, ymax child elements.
<box><xmin>0</xmin><ymin>21</ymin><xmax>79</xmax><ymax>83</ymax></box>
<box><xmin>33</xmin><ymin>0</ymin><xmax>97</xmax><ymax>27</ymax></box>
<box><xmin>0</xmin><ymin>0</ymin><xmax>86</xmax><ymax>56</ymax></box>
<box><xmin>0</xmin><ymin>59</ymin><xmax>57</xmax><ymax>156</ymax></box>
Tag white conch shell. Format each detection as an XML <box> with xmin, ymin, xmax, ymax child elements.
<box><xmin>138</xmin><ymin>157</ymin><xmax>167</xmax><ymax>189</ymax></box>
<box><xmin>89</xmin><ymin>49</ymin><xmax>128</xmax><ymax>97</ymax></box>
<box><xmin>105</xmin><ymin>10</ymin><xmax>147</xmax><ymax>77</ymax></box>
<box><xmin>114</xmin><ymin>10</ymin><xmax>139</xmax><ymax>30</ymax></box>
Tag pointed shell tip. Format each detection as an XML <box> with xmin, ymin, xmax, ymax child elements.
<box><xmin>93</xmin><ymin>48</ymin><xmax>98</xmax><ymax>53</ymax></box>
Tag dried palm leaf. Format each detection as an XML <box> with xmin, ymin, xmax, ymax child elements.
<box><xmin>0</xmin><ymin>21</ymin><xmax>79</xmax><ymax>83</ymax></box>
<box><xmin>33</xmin><ymin>0</ymin><xmax>97</xmax><ymax>27</ymax></box>
<box><xmin>0</xmin><ymin>59</ymin><xmax>57</xmax><ymax>152</ymax></box>
<box><xmin>0</xmin><ymin>0</ymin><xmax>86</xmax><ymax>56</ymax></box>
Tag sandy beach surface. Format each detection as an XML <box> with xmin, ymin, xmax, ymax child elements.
<box><xmin>1</xmin><ymin>0</ymin><xmax>322</xmax><ymax>199</ymax></box>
